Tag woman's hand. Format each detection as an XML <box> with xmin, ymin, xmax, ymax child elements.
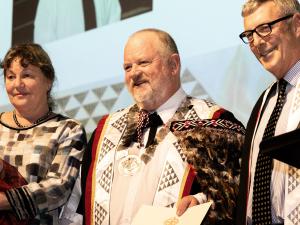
<box><xmin>0</xmin><ymin>192</ymin><xmax>11</xmax><ymax>210</ymax></box>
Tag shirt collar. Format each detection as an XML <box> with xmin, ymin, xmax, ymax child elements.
<box><xmin>283</xmin><ymin>59</ymin><xmax>300</xmax><ymax>87</ymax></box>
<box><xmin>155</xmin><ymin>87</ymin><xmax>186</xmax><ymax>124</ymax></box>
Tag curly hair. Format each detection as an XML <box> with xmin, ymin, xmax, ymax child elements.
<box><xmin>0</xmin><ymin>43</ymin><xmax>56</xmax><ymax>109</ymax></box>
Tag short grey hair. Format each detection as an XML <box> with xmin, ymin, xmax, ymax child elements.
<box><xmin>131</xmin><ymin>28</ymin><xmax>179</xmax><ymax>55</ymax></box>
<box><xmin>241</xmin><ymin>0</ymin><xmax>300</xmax><ymax>17</ymax></box>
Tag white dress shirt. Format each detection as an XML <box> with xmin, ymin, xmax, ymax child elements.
<box><xmin>247</xmin><ymin>60</ymin><xmax>300</xmax><ymax>224</ymax></box>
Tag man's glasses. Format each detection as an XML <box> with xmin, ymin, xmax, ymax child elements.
<box><xmin>239</xmin><ymin>14</ymin><xmax>293</xmax><ymax>44</ymax></box>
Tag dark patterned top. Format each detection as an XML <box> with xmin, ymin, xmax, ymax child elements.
<box><xmin>172</xmin><ymin>118</ymin><xmax>245</xmax><ymax>225</ymax></box>
<box><xmin>0</xmin><ymin>113</ymin><xmax>87</xmax><ymax>225</ymax></box>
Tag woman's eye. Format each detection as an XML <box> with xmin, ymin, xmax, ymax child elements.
<box><xmin>6</xmin><ymin>75</ymin><xmax>15</xmax><ymax>80</ymax></box>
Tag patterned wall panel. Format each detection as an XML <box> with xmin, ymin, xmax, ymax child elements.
<box><xmin>62</xmin><ymin>69</ymin><xmax>211</xmax><ymax>137</ymax></box>
<box><xmin>0</xmin><ymin>68</ymin><xmax>211</xmax><ymax>138</ymax></box>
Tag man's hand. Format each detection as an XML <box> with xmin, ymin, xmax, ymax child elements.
<box><xmin>176</xmin><ymin>195</ymin><xmax>199</xmax><ymax>216</ymax></box>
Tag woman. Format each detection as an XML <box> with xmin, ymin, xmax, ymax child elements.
<box><xmin>0</xmin><ymin>43</ymin><xmax>86</xmax><ymax>225</ymax></box>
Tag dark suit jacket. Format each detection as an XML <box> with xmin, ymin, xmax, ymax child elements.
<box><xmin>235</xmin><ymin>80</ymin><xmax>300</xmax><ymax>225</ymax></box>
<box><xmin>235</xmin><ymin>90</ymin><xmax>267</xmax><ymax>225</ymax></box>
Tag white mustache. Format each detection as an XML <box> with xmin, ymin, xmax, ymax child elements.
<box><xmin>131</xmin><ymin>77</ymin><xmax>148</xmax><ymax>87</ymax></box>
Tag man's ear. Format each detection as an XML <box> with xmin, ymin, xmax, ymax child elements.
<box><xmin>292</xmin><ymin>13</ymin><xmax>300</xmax><ymax>37</ymax></box>
<box><xmin>169</xmin><ymin>53</ymin><xmax>180</xmax><ymax>76</ymax></box>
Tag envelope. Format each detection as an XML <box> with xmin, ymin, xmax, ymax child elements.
<box><xmin>131</xmin><ymin>201</ymin><xmax>212</xmax><ymax>225</ymax></box>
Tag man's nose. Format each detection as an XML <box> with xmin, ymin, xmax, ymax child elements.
<box><xmin>130</xmin><ymin>64</ymin><xmax>142</xmax><ymax>77</ymax></box>
<box><xmin>252</xmin><ymin>32</ymin><xmax>264</xmax><ymax>46</ymax></box>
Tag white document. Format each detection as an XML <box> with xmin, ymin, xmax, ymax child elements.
<box><xmin>131</xmin><ymin>201</ymin><xmax>212</xmax><ymax>225</ymax></box>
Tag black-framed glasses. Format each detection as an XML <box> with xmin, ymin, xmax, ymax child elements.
<box><xmin>239</xmin><ymin>14</ymin><xmax>293</xmax><ymax>44</ymax></box>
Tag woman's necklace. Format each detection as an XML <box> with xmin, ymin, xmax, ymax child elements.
<box><xmin>13</xmin><ymin>110</ymin><xmax>52</xmax><ymax>128</ymax></box>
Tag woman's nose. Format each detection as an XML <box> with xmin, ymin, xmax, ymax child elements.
<box><xmin>14</xmin><ymin>77</ymin><xmax>24</xmax><ymax>88</ymax></box>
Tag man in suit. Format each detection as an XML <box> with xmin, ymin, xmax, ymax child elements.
<box><xmin>79</xmin><ymin>28</ymin><xmax>245</xmax><ymax>225</ymax></box>
<box><xmin>237</xmin><ymin>0</ymin><xmax>300</xmax><ymax>224</ymax></box>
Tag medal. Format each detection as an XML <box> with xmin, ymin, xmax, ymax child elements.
<box><xmin>118</xmin><ymin>155</ymin><xmax>142</xmax><ymax>176</ymax></box>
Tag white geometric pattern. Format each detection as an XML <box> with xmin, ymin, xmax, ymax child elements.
<box><xmin>181</xmin><ymin>69</ymin><xmax>196</xmax><ymax>83</ymax></box>
<box><xmin>203</xmin><ymin>99</ymin><xmax>216</xmax><ymax>108</ymax></box>
<box><xmin>74</xmin><ymin>91</ymin><xmax>88</xmax><ymax>103</ymax></box>
<box><xmin>101</xmin><ymin>86</ymin><xmax>118</xmax><ymax>100</ymax></box>
<box><xmin>288</xmin><ymin>166</ymin><xmax>300</xmax><ymax>193</ymax></box>
<box><xmin>99</xmin><ymin>163</ymin><xmax>113</xmax><ymax>193</ymax></box>
<box><xmin>173</xmin><ymin>142</ymin><xmax>187</xmax><ymax>162</ymax></box>
<box><xmin>111</xmin><ymin>114</ymin><xmax>127</xmax><ymax>133</ymax></box>
<box><xmin>288</xmin><ymin>204</ymin><xmax>300</xmax><ymax>225</ymax></box>
<box><xmin>99</xmin><ymin>138</ymin><xmax>115</xmax><ymax>162</ymax></box>
<box><xmin>158</xmin><ymin>162</ymin><xmax>179</xmax><ymax>191</ymax></box>
<box><xmin>186</xmin><ymin>108</ymin><xmax>200</xmax><ymax>120</ymax></box>
<box><xmin>94</xmin><ymin>202</ymin><xmax>108</xmax><ymax>225</ymax></box>
<box><xmin>292</xmin><ymin>83</ymin><xmax>300</xmax><ymax>113</ymax></box>
<box><xmin>82</xmin><ymin>91</ymin><xmax>99</xmax><ymax>105</ymax></box>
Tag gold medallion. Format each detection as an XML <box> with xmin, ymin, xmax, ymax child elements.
<box><xmin>164</xmin><ymin>216</ymin><xmax>179</xmax><ymax>225</ymax></box>
<box><xmin>118</xmin><ymin>155</ymin><xmax>142</xmax><ymax>176</ymax></box>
